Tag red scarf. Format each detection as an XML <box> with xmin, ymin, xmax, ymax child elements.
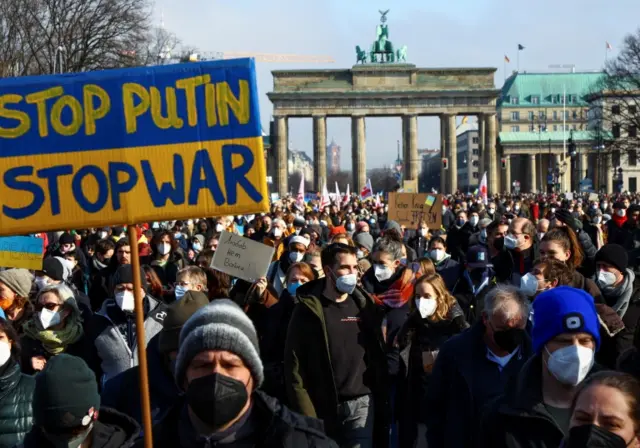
<box><xmin>612</xmin><ymin>213</ymin><xmax>628</xmax><ymax>228</ymax></box>
<box><xmin>373</xmin><ymin>268</ymin><xmax>415</xmax><ymax>308</ymax></box>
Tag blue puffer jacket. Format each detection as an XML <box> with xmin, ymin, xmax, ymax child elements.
<box><xmin>0</xmin><ymin>359</ymin><xmax>35</xmax><ymax>448</ymax></box>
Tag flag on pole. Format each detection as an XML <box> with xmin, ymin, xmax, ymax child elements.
<box><xmin>343</xmin><ymin>184</ymin><xmax>350</xmax><ymax>206</ymax></box>
<box><xmin>504</xmin><ymin>55</ymin><xmax>510</xmax><ymax>63</ymax></box>
<box><xmin>296</xmin><ymin>172</ymin><xmax>305</xmax><ymax>209</ymax></box>
<box><xmin>374</xmin><ymin>193</ymin><xmax>382</xmax><ymax>208</ymax></box>
<box><xmin>320</xmin><ymin>182</ymin><xmax>331</xmax><ymax>209</ymax></box>
<box><xmin>518</xmin><ymin>44</ymin><xmax>525</xmax><ymax>50</ymax></box>
<box><xmin>606</xmin><ymin>41</ymin><xmax>613</xmax><ymax>51</ymax></box>
<box><xmin>479</xmin><ymin>172</ymin><xmax>488</xmax><ymax>205</ymax></box>
<box><xmin>360</xmin><ymin>179</ymin><xmax>373</xmax><ymax>200</ymax></box>
<box><xmin>334</xmin><ymin>182</ymin><xmax>341</xmax><ymax>204</ymax></box>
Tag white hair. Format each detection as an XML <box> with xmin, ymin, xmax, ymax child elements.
<box><xmin>484</xmin><ymin>284</ymin><xmax>529</xmax><ymax>322</ymax></box>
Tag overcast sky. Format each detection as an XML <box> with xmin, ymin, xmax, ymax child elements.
<box><xmin>159</xmin><ymin>0</ymin><xmax>638</xmax><ymax>169</ymax></box>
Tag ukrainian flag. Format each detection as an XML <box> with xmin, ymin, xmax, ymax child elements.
<box><xmin>0</xmin><ymin>236</ymin><xmax>44</xmax><ymax>270</ymax></box>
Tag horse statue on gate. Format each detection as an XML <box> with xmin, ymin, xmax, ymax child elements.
<box><xmin>396</xmin><ymin>45</ymin><xmax>408</xmax><ymax>62</ymax></box>
<box><xmin>355</xmin><ymin>46</ymin><xmax>367</xmax><ymax>64</ymax></box>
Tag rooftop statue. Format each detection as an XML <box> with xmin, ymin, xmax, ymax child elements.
<box><xmin>355</xmin><ymin>10</ymin><xmax>408</xmax><ymax>64</ymax></box>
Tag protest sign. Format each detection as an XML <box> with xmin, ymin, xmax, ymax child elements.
<box><xmin>388</xmin><ymin>193</ymin><xmax>443</xmax><ymax>229</ymax></box>
<box><xmin>0</xmin><ymin>58</ymin><xmax>269</xmax><ymax>236</ymax></box>
<box><xmin>403</xmin><ymin>180</ymin><xmax>417</xmax><ymax>193</ymax></box>
<box><xmin>0</xmin><ymin>236</ymin><xmax>44</xmax><ymax>270</ymax></box>
<box><xmin>211</xmin><ymin>230</ymin><xmax>275</xmax><ymax>282</ymax></box>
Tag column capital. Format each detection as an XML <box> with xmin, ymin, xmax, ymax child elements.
<box><xmin>311</xmin><ymin>113</ymin><xmax>326</xmax><ymax>119</ymax></box>
<box><xmin>273</xmin><ymin>112</ymin><xmax>288</xmax><ymax>119</ymax></box>
<box><xmin>351</xmin><ymin>114</ymin><xmax>366</xmax><ymax>119</ymax></box>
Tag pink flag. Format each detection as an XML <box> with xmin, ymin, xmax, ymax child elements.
<box><xmin>296</xmin><ymin>172</ymin><xmax>305</xmax><ymax>209</ymax></box>
<box><xmin>479</xmin><ymin>171</ymin><xmax>488</xmax><ymax>205</ymax></box>
<box><xmin>360</xmin><ymin>179</ymin><xmax>373</xmax><ymax>200</ymax></box>
<box><xmin>343</xmin><ymin>184</ymin><xmax>351</xmax><ymax>206</ymax></box>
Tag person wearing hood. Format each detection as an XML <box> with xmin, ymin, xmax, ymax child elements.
<box><xmin>140</xmin><ymin>300</ymin><xmax>338</xmax><ymax>447</ymax></box>
<box><xmin>446</xmin><ymin>210</ymin><xmax>476</xmax><ymax>263</ymax></box>
<box><xmin>150</xmin><ymin>231</ymin><xmax>184</xmax><ymax>288</ymax></box>
<box><xmin>50</xmin><ymin>232</ymin><xmax>88</xmax><ymax>274</ymax></box>
<box><xmin>442</xmin><ymin>203</ymin><xmax>456</xmax><ymax>229</ymax></box>
<box><xmin>407</xmin><ymin>220</ymin><xmax>431</xmax><ymax>258</ymax></box>
<box><xmin>265</xmin><ymin>236</ymin><xmax>309</xmax><ymax>297</ymax></box>
<box><xmin>88</xmin><ymin>238</ymin><xmax>116</xmax><ymax>311</ymax></box>
<box><xmin>452</xmin><ymin>245</ymin><xmax>497</xmax><ymax>323</ymax></box>
<box><xmin>102</xmin><ymin>291</ymin><xmax>209</xmax><ymax>426</ymax></box>
<box><xmin>595</xmin><ymin>244</ymin><xmax>640</xmax><ymax>368</ymax></box>
<box><xmin>607</xmin><ymin>202</ymin><xmax>636</xmax><ymax>247</ymax></box>
<box><xmin>86</xmin><ymin>264</ymin><xmax>167</xmax><ymax>386</ymax></box>
<box><xmin>427</xmin><ymin>237</ymin><xmax>462</xmax><ymax>291</ymax></box>
<box><xmin>20</xmin><ymin>354</ymin><xmax>140</xmax><ymax>448</ymax></box>
<box><xmin>468</xmin><ymin>218</ymin><xmax>493</xmax><ymax>248</ymax></box>
<box><xmin>0</xmin><ymin>318</ymin><xmax>35</xmax><ymax>447</ymax></box>
<box><xmin>20</xmin><ymin>284</ymin><xmax>90</xmax><ymax>375</ymax></box>
<box><xmin>264</xmin><ymin>218</ymin><xmax>288</xmax><ymax>262</ymax></box>
<box><xmin>0</xmin><ymin>268</ymin><xmax>35</xmax><ymax>336</ymax></box>
<box><xmin>479</xmin><ymin>287</ymin><xmax>602</xmax><ymax>448</ymax></box>
<box><xmin>354</xmin><ymin>232</ymin><xmax>374</xmax><ymax>274</ymax></box>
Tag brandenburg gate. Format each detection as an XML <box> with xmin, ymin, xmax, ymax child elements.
<box><xmin>267</xmin><ymin>11</ymin><xmax>501</xmax><ymax>196</ymax></box>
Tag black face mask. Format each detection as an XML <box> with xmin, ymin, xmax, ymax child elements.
<box><xmin>469</xmin><ymin>269</ymin><xmax>485</xmax><ymax>283</ymax></box>
<box><xmin>565</xmin><ymin>424</ymin><xmax>631</xmax><ymax>448</ymax></box>
<box><xmin>186</xmin><ymin>373</ymin><xmax>248</xmax><ymax>430</ymax></box>
<box><xmin>102</xmin><ymin>257</ymin><xmax>112</xmax><ymax>265</ymax></box>
<box><xmin>493</xmin><ymin>328</ymin><xmax>525</xmax><ymax>353</ymax></box>
<box><xmin>493</xmin><ymin>237</ymin><xmax>504</xmax><ymax>251</ymax></box>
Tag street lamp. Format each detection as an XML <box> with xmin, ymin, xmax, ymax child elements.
<box><xmin>614</xmin><ymin>166</ymin><xmax>624</xmax><ymax>192</ymax></box>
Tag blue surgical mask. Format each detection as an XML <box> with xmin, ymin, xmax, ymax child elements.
<box><xmin>287</xmin><ymin>281</ymin><xmax>303</xmax><ymax>296</ymax></box>
<box><xmin>400</xmin><ymin>257</ymin><xmax>407</xmax><ymax>265</ymax></box>
<box><xmin>175</xmin><ymin>285</ymin><xmax>188</xmax><ymax>300</ymax></box>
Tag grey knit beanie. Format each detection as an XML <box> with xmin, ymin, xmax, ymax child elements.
<box><xmin>175</xmin><ymin>299</ymin><xmax>264</xmax><ymax>388</ymax></box>
<box><xmin>0</xmin><ymin>268</ymin><xmax>33</xmax><ymax>298</ymax></box>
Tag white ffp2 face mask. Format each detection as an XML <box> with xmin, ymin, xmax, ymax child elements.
<box><xmin>115</xmin><ymin>290</ymin><xmax>135</xmax><ymax>312</ymax></box>
<box><xmin>545</xmin><ymin>344</ymin><xmax>594</xmax><ymax>386</ymax></box>
<box><xmin>39</xmin><ymin>308</ymin><xmax>62</xmax><ymax>330</ymax></box>
<box><xmin>0</xmin><ymin>342</ymin><xmax>10</xmax><ymax>366</ymax></box>
<box><xmin>374</xmin><ymin>264</ymin><xmax>394</xmax><ymax>282</ymax></box>
<box><xmin>157</xmin><ymin>243</ymin><xmax>171</xmax><ymax>256</ymax></box>
<box><xmin>418</xmin><ymin>297</ymin><xmax>438</xmax><ymax>318</ymax></box>
<box><xmin>520</xmin><ymin>273</ymin><xmax>540</xmax><ymax>297</ymax></box>
<box><xmin>597</xmin><ymin>270</ymin><xmax>618</xmax><ymax>288</ymax></box>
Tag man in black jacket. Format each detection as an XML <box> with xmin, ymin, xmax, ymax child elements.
<box><xmin>492</xmin><ymin>217</ymin><xmax>537</xmax><ymax>286</ymax></box>
<box><xmin>142</xmin><ymin>299</ymin><xmax>337</xmax><ymax>448</ymax></box>
<box><xmin>479</xmin><ymin>286</ymin><xmax>601</xmax><ymax>448</ymax></box>
<box><xmin>446</xmin><ymin>210</ymin><xmax>475</xmax><ymax>263</ymax></box>
<box><xmin>425</xmin><ymin>285</ymin><xmax>531</xmax><ymax>448</ymax></box>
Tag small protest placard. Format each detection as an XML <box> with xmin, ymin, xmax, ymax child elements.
<box><xmin>0</xmin><ymin>236</ymin><xmax>44</xmax><ymax>270</ymax></box>
<box><xmin>589</xmin><ymin>193</ymin><xmax>599</xmax><ymax>202</ymax></box>
<box><xmin>388</xmin><ymin>193</ymin><xmax>443</xmax><ymax>229</ymax></box>
<box><xmin>211</xmin><ymin>231</ymin><xmax>275</xmax><ymax>282</ymax></box>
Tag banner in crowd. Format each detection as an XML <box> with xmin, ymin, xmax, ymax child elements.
<box><xmin>388</xmin><ymin>193</ymin><xmax>443</xmax><ymax>229</ymax></box>
<box><xmin>211</xmin><ymin>230</ymin><xmax>274</xmax><ymax>282</ymax></box>
<box><xmin>0</xmin><ymin>236</ymin><xmax>44</xmax><ymax>270</ymax></box>
<box><xmin>0</xmin><ymin>58</ymin><xmax>269</xmax><ymax>236</ymax></box>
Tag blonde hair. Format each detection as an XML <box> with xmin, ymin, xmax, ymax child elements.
<box><xmin>413</xmin><ymin>273</ymin><xmax>456</xmax><ymax>321</ymax></box>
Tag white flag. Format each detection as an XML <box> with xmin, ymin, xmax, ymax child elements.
<box><xmin>320</xmin><ymin>182</ymin><xmax>331</xmax><ymax>209</ymax></box>
<box><xmin>335</xmin><ymin>182</ymin><xmax>341</xmax><ymax>205</ymax></box>
<box><xmin>296</xmin><ymin>172</ymin><xmax>305</xmax><ymax>209</ymax></box>
<box><xmin>479</xmin><ymin>172</ymin><xmax>488</xmax><ymax>205</ymax></box>
<box><xmin>343</xmin><ymin>184</ymin><xmax>350</xmax><ymax>206</ymax></box>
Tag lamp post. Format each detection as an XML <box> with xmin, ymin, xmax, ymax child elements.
<box><xmin>614</xmin><ymin>166</ymin><xmax>624</xmax><ymax>192</ymax></box>
<box><xmin>531</xmin><ymin>115</ymin><xmax>546</xmax><ymax>192</ymax></box>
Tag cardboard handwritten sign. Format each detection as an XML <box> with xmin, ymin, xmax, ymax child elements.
<box><xmin>0</xmin><ymin>236</ymin><xmax>44</xmax><ymax>270</ymax></box>
<box><xmin>388</xmin><ymin>193</ymin><xmax>443</xmax><ymax>229</ymax></box>
<box><xmin>211</xmin><ymin>230</ymin><xmax>274</xmax><ymax>282</ymax></box>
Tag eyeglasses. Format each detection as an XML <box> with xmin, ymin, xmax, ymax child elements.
<box><xmin>35</xmin><ymin>302</ymin><xmax>62</xmax><ymax>311</ymax></box>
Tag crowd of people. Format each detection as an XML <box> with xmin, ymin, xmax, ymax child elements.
<box><xmin>1</xmin><ymin>191</ymin><xmax>640</xmax><ymax>447</ymax></box>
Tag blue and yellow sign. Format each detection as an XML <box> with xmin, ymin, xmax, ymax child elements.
<box><xmin>0</xmin><ymin>236</ymin><xmax>44</xmax><ymax>270</ymax></box>
<box><xmin>0</xmin><ymin>58</ymin><xmax>268</xmax><ymax>236</ymax></box>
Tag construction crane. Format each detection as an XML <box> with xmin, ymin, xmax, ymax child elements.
<box><xmin>185</xmin><ymin>51</ymin><xmax>335</xmax><ymax>64</ymax></box>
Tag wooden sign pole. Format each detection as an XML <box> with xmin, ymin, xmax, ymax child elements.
<box><xmin>128</xmin><ymin>225</ymin><xmax>153</xmax><ymax>448</ymax></box>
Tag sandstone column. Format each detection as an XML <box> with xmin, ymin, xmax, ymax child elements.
<box><xmin>403</xmin><ymin>115</ymin><xmax>419</xmax><ymax>181</ymax></box>
<box><xmin>351</xmin><ymin>116</ymin><xmax>367</xmax><ymax>192</ymax></box>
<box><xmin>478</xmin><ymin>117</ymin><xmax>485</xmax><ymax>180</ymax></box>
<box><xmin>445</xmin><ymin>114</ymin><xmax>457</xmax><ymax>193</ymax></box>
<box><xmin>485</xmin><ymin>114</ymin><xmax>498</xmax><ymax>194</ymax></box>
<box><xmin>579</xmin><ymin>152</ymin><xmax>588</xmax><ymax>190</ymax></box>
<box><xmin>313</xmin><ymin>116</ymin><xmax>327</xmax><ymax>192</ymax></box>
<box><xmin>502</xmin><ymin>155</ymin><xmax>511</xmax><ymax>194</ymax></box>
<box><xmin>440</xmin><ymin>117</ymin><xmax>446</xmax><ymax>193</ymax></box>
<box><xmin>529</xmin><ymin>154</ymin><xmax>538</xmax><ymax>193</ymax></box>
<box><xmin>274</xmin><ymin>116</ymin><xmax>288</xmax><ymax>197</ymax></box>
<box><xmin>563</xmin><ymin>155</ymin><xmax>572</xmax><ymax>193</ymax></box>
<box><xmin>606</xmin><ymin>152</ymin><xmax>614</xmax><ymax>193</ymax></box>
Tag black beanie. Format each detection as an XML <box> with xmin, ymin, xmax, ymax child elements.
<box><xmin>58</xmin><ymin>232</ymin><xmax>75</xmax><ymax>245</ymax></box>
<box><xmin>596</xmin><ymin>244</ymin><xmax>629</xmax><ymax>273</ymax></box>
<box><xmin>113</xmin><ymin>264</ymin><xmax>148</xmax><ymax>290</ymax></box>
<box><xmin>33</xmin><ymin>354</ymin><xmax>100</xmax><ymax>431</ymax></box>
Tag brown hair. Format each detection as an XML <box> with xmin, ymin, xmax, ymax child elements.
<box><xmin>415</xmin><ymin>257</ymin><xmax>436</xmax><ymax>277</ymax></box>
<box><xmin>571</xmin><ymin>370</ymin><xmax>640</xmax><ymax>433</ymax></box>
<box><xmin>413</xmin><ymin>273</ymin><xmax>457</xmax><ymax>322</ymax></box>
<box><xmin>330</xmin><ymin>233</ymin><xmax>353</xmax><ymax>246</ymax></box>
<box><xmin>177</xmin><ymin>266</ymin><xmax>207</xmax><ymax>288</ymax></box>
<box><xmin>285</xmin><ymin>262</ymin><xmax>316</xmax><ymax>283</ymax></box>
<box><xmin>141</xmin><ymin>265</ymin><xmax>163</xmax><ymax>299</ymax></box>
<box><xmin>204</xmin><ymin>268</ymin><xmax>231</xmax><ymax>301</ymax></box>
<box><xmin>541</xmin><ymin>226</ymin><xmax>584</xmax><ymax>269</ymax></box>
<box><xmin>533</xmin><ymin>258</ymin><xmax>574</xmax><ymax>287</ymax></box>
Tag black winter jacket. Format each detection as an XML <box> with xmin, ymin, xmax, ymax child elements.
<box><xmin>424</xmin><ymin>321</ymin><xmax>533</xmax><ymax>448</ymax></box>
<box><xmin>135</xmin><ymin>391</ymin><xmax>338</xmax><ymax>448</ymax></box>
<box><xmin>0</xmin><ymin>360</ymin><xmax>34</xmax><ymax>448</ymax></box>
<box><xmin>20</xmin><ymin>407</ymin><xmax>140</xmax><ymax>448</ymax></box>
<box><xmin>478</xmin><ymin>354</ymin><xmax>603</xmax><ymax>448</ymax></box>
<box><xmin>19</xmin><ymin>332</ymin><xmax>91</xmax><ymax>376</ymax></box>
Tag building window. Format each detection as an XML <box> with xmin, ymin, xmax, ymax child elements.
<box><xmin>572</xmin><ymin>124</ymin><xmax>577</xmax><ymax>130</ymax></box>
<box><xmin>528</xmin><ymin>111</ymin><xmax>534</xmax><ymax>120</ymax></box>
<box><xmin>553</xmin><ymin>111</ymin><xmax>558</xmax><ymax>120</ymax></box>
<box><xmin>529</xmin><ymin>124</ymin><xmax>535</xmax><ymax>131</ymax></box>
<box><xmin>511</xmin><ymin>111</ymin><xmax>520</xmax><ymax>121</ymax></box>
<box><xmin>612</xmin><ymin>105</ymin><xmax>621</xmax><ymax>115</ymax></box>
<box><xmin>613</xmin><ymin>150</ymin><xmax>621</xmax><ymax>167</ymax></box>
<box><xmin>565</xmin><ymin>111</ymin><xmax>570</xmax><ymax>120</ymax></box>
<box><xmin>511</xmin><ymin>126</ymin><xmax>520</xmax><ymax>132</ymax></box>
<box><xmin>472</xmin><ymin>137</ymin><xmax>479</xmax><ymax>144</ymax></box>
<box><xmin>532</xmin><ymin>96</ymin><xmax>540</xmax><ymax>104</ymax></box>
<box><xmin>613</xmin><ymin>124</ymin><xmax>621</xmax><ymax>138</ymax></box>
<box><xmin>553</xmin><ymin>125</ymin><xmax>558</xmax><ymax>131</ymax></box>
<box><xmin>571</xmin><ymin>95</ymin><xmax>578</xmax><ymax>104</ymax></box>
<box><xmin>630</xmin><ymin>177</ymin><xmax>638</xmax><ymax>193</ymax></box>
<box><xmin>510</xmin><ymin>96</ymin><xmax>519</xmax><ymax>104</ymax></box>
<box><xmin>472</xmin><ymin>160</ymin><xmax>479</xmax><ymax>167</ymax></box>
<box><xmin>539</xmin><ymin>111</ymin><xmax>545</xmax><ymax>119</ymax></box>
<box><xmin>472</xmin><ymin>149</ymin><xmax>480</xmax><ymax>155</ymax></box>
<box><xmin>551</xmin><ymin>96</ymin><xmax>557</xmax><ymax>104</ymax></box>
<box><xmin>630</xmin><ymin>105</ymin><xmax>637</xmax><ymax>115</ymax></box>
<box><xmin>472</xmin><ymin>172</ymin><xmax>479</xmax><ymax>179</ymax></box>
<box><xmin>630</xmin><ymin>150</ymin><xmax>638</xmax><ymax>166</ymax></box>
<box><xmin>630</xmin><ymin>126</ymin><xmax>638</xmax><ymax>138</ymax></box>
<box><xmin>572</xmin><ymin>110</ymin><xmax>578</xmax><ymax>119</ymax></box>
